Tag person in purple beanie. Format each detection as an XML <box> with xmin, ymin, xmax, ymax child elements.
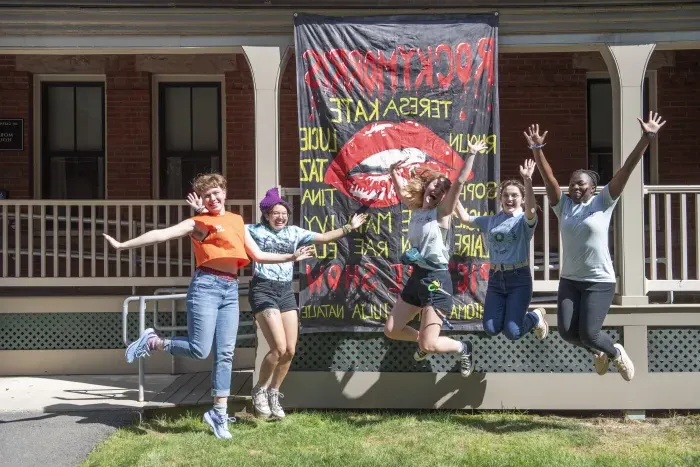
<box><xmin>189</xmin><ymin>186</ymin><xmax>367</xmax><ymax>420</ymax></box>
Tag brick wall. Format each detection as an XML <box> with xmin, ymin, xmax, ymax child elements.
<box><xmin>498</xmin><ymin>53</ymin><xmax>588</xmax><ymax>183</ymax></box>
<box><xmin>280</xmin><ymin>56</ymin><xmax>300</xmax><ymax>189</ymax></box>
<box><xmin>106</xmin><ymin>57</ymin><xmax>151</xmax><ymax>199</ymax></box>
<box><xmin>1</xmin><ymin>50</ymin><xmax>699</xmax><ymax>201</ymax></box>
<box><xmin>0</xmin><ymin>55</ymin><xmax>31</xmax><ymax>199</ymax></box>
<box><xmin>656</xmin><ymin>50</ymin><xmax>700</xmax><ymax>185</ymax></box>
<box><xmin>225</xmin><ymin>55</ymin><xmax>255</xmax><ymax>200</ymax></box>
<box><xmin>0</xmin><ymin>53</ymin><xmax>257</xmax><ymax>200</ymax></box>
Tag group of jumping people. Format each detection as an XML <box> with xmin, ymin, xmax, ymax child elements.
<box><xmin>103</xmin><ymin>112</ymin><xmax>665</xmax><ymax>439</ymax></box>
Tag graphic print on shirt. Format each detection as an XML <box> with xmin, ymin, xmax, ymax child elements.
<box><xmin>488</xmin><ymin>216</ymin><xmax>520</xmax><ymax>256</ymax></box>
<box><xmin>246</xmin><ymin>224</ymin><xmax>316</xmax><ymax>282</ymax></box>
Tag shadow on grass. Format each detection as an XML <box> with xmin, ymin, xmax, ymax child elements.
<box><xmin>446</xmin><ymin>415</ymin><xmax>580</xmax><ymax>434</ymax></box>
<box><xmin>281</xmin><ymin>408</ymin><xmax>582</xmax><ymax>434</ymax></box>
<box><xmin>129</xmin><ymin>404</ymin><xmax>260</xmax><ymax>435</ymax></box>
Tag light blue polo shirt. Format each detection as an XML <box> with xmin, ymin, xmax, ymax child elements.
<box><xmin>552</xmin><ymin>185</ymin><xmax>619</xmax><ymax>283</ymax></box>
<box><xmin>473</xmin><ymin>211</ymin><xmax>537</xmax><ymax>265</ymax></box>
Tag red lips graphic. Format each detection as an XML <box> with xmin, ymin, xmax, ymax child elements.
<box><xmin>324</xmin><ymin>120</ymin><xmax>472</xmax><ymax>208</ymax></box>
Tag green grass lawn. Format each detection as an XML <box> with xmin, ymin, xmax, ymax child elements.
<box><xmin>83</xmin><ymin>409</ymin><xmax>700</xmax><ymax>467</ymax></box>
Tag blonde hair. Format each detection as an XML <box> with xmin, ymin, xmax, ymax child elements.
<box><xmin>401</xmin><ymin>167</ymin><xmax>451</xmax><ymax>210</ymax></box>
<box><xmin>192</xmin><ymin>173</ymin><xmax>227</xmax><ymax>196</ymax></box>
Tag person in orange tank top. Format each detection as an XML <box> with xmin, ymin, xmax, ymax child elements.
<box><xmin>103</xmin><ymin>173</ymin><xmax>313</xmax><ymax>440</ymax></box>
<box><xmin>188</xmin><ymin>186</ymin><xmax>368</xmax><ymax>420</ymax></box>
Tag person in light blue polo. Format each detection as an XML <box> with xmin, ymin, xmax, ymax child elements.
<box><xmin>457</xmin><ymin>159</ymin><xmax>549</xmax><ymax>342</ymax></box>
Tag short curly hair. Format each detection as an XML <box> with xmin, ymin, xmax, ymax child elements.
<box><xmin>192</xmin><ymin>173</ymin><xmax>227</xmax><ymax>196</ymax></box>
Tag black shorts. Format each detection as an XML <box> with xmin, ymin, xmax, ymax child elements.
<box><xmin>249</xmin><ymin>277</ymin><xmax>297</xmax><ymax>314</ymax></box>
<box><xmin>400</xmin><ymin>267</ymin><xmax>453</xmax><ymax>312</ymax></box>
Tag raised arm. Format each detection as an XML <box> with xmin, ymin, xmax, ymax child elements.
<box><xmin>608</xmin><ymin>112</ymin><xmax>666</xmax><ymax>199</ymax></box>
<box><xmin>453</xmin><ymin>201</ymin><xmax>478</xmax><ymax>228</ymax></box>
<box><xmin>524</xmin><ymin>124</ymin><xmax>561</xmax><ymax>207</ymax></box>
<box><xmin>312</xmin><ymin>213</ymin><xmax>367</xmax><ymax>244</ymax></box>
<box><xmin>519</xmin><ymin>159</ymin><xmax>537</xmax><ymax>221</ymax></box>
<box><xmin>244</xmin><ymin>229</ymin><xmax>314</xmax><ymax>264</ymax></box>
<box><xmin>438</xmin><ymin>139</ymin><xmax>487</xmax><ymax>219</ymax></box>
<box><xmin>389</xmin><ymin>159</ymin><xmax>409</xmax><ymax>205</ymax></box>
<box><xmin>103</xmin><ymin>219</ymin><xmax>196</xmax><ymax>250</ymax></box>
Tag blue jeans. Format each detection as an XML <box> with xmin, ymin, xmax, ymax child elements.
<box><xmin>165</xmin><ymin>269</ymin><xmax>240</xmax><ymax>397</ymax></box>
<box><xmin>483</xmin><ymin>267</ymin><xmax>537</xmax><ymax>340</ymax></box>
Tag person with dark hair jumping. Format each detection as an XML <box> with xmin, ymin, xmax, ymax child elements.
<box><xmin>524</xmin><ymin>112</ymin><xmax>666</xmax><ymax>381</ymax></box>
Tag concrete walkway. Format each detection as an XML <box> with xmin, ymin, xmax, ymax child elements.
<box><xmin>0</xmin><ymin>374</ymin><xmax>177</xmax><ymax>413</ymax></box>
<box><xmin>0</xmin><ymin>374</ymin><xmax>178</xmax><ymax>467</ymax></box>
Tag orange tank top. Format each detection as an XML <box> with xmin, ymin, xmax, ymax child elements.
<box><xmin>191</xmin><ymin>212</ymin><xmax>250</xmax><ymax>269</ymax></box>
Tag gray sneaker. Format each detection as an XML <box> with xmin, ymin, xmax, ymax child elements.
<box><xmin>251</xmin><ymin>385</ymin><xmax>271</xmax><ymax>418</ymax></box>
<box><xmin>268</xmin><ymin>389</ymin><xmax>285</xmax><ymax>420</ymax></box>
<box><xmin>612</xmin><ymin>343</ymin><xmax>635</xmax><ymax>381</ymax></box>
<box><xmin>594</xmin><ymin>352</ymin><xmax>609</xmax><ymax>376</ymax></box>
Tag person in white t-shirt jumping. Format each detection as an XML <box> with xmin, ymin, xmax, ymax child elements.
<box><xmin>524</xmin><ymin>112</ymin><xmax>666</xmax><ymax>381</ymax></box>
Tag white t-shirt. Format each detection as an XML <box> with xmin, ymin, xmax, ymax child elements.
<box><xmin>551</xmin><ymin>185</ymin><xmax>619</xmax><ymax>283</ymax></box>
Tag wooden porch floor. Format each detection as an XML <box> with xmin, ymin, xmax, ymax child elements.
<box><xmin>146</xmin><ymin>369</ymin><xmax>253</xmax><ymax>409</ymax></box>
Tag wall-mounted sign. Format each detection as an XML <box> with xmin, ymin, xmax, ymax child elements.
<box><xmin>0</xmin><ymin>119</ymin><xmax>23</xmax><ymax>151</ymax></box>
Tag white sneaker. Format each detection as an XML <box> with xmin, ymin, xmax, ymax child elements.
<box><xmin>251</xmin><ymin>385</ymin><xmax>271</xmax><ymax>418</ymax></box>
<box><xmin>414</xmin><ymin>348</ymin><xmax>429</xmax><ymax>361</ymax></box>
<box><xmin>594</xmin><ymin>352</ymin><xmax>609</xmax><ymax>376</ymax></box>
<box><xmin>612</xmin><ymin>343</ymin><xmax>635</xmax><ymax>381</ymax></box>
<box><xmin>532</xmin><ymin>308</ymin><xmax>549</xmax><ymax>340</ymax></box>
<box><xmin>268</xmin><ymin>389</ymin><xmax>285</xmax><ymax>420</ymax></box>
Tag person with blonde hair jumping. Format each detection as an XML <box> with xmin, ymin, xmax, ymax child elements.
<box><xmin>383</xmin><ymin>139</ymin><xmax>487</xmax><ymax>377</ymax></box>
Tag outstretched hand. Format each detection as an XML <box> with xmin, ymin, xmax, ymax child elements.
<box><xmin>293</xmin><ymin>245</ymin><xmax>315</xmax><ymax>261</ymax></box>
<box><xmin>520</xmin><ymin>159</ymin><xmax>536</xmax><ymax>179</ymax></box>
<box><xmin>349</xmin><ymin>212</ymin><xmax>368</xmax><ymax>230</ymax></box>
<box><xmin>524</xmin><ymin>124</ymin><xmax>548</xmax><ymax>147</ymax></box>
<box><xmin>466</xmin><ymin>139</ymin><xmax>488</xmax><ymax>155</ymax></box>
<box><xmin>103</xmin><ymin>233</ymin><xmax>122</xmax><ymax>250</ymax></box>
<box><xmin>186</xmin><ymin>192</ymin><xmax>205</xmax><ymax>212</ymax></box>
<box><xmin>638</xmin><ymin>111</ymin><xmax>666</xmax><ymax>135</ymax></box>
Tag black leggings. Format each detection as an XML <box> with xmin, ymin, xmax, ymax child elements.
<box><xmin>557</xmin><ymin>278</ymin><xmax>619</xmax><ymax>359</ymax></box>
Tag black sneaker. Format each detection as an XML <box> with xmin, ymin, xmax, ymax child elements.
<box><xmin>459</xmin><ymin>341</ymin><xmax>474</xmax><ymax>377</ymax></box>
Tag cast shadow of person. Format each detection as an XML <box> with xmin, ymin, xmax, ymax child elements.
<box><xmin>287</xmin><ymin>328</ymin><xmax>487</xmax><ymax>414</ymax></box>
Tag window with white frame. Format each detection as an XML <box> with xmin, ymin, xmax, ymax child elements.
<box><xmin>158</xmin><ymin>82</ymin><xmax>222</xmax><ymax>199</ymax></box>
<box><xmin>41</xmin><ymin>82</ymin><xmax>105</xmax><ymax>199</ymax></box>
<box><xmin>587</xmin><ymin>77</ymin><xmax>651</xmax><ymax>186</ymax></box>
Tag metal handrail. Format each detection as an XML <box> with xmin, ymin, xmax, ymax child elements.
<box><xmin>122</xmin><ymin>290</ymin><xmax>257</xmax><ymax>403</ymax></box>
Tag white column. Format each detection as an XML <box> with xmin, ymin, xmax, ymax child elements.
<box><xmin>601</xmin><ymin>44</ymin><xmax>655</xmax><ymax>305</ymax></box>
<box><xmin>242</xmin><ymin>45</ymin><xmax>291</xmax><ymax>388</ymax></box>
<box><xmin>242</xmin><ymin>45</ymin><xmax>292</xmax><ymax>220</ymax></box>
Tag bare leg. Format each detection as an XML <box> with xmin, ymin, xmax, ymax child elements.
<box><xmin>418</xmin><ymin>307</ymin><xmax>463</xmax><ymax>354</ymax></box>
<box><xmin>255</xmin><ymin>308</ymin><xmax>286</xmax><ymax>388</ymax></box>
<box><xmin>269</xmin><ymin>310</ymin><xmax>299</xmax><ymax>390</ymax></box>
<box><xmin>384</xmin><ymin>298</ymin><xmax>421</xmax><ymax>342</ymax></box>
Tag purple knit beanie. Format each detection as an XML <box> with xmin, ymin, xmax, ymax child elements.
<box><xmin>259</xmin><ymin>187</ymin><xmax>291</xmax><ymax>213</ymax></box>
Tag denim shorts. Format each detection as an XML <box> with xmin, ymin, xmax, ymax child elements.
<box><xmin>249</xmin><ymin>276</ymin><xmax>297</xmax><ymax>314</ymax></box>
<box><xmin>400</xmin><ymin>267</ymin><xmax>453</xmax><ymax>312</ymax></box>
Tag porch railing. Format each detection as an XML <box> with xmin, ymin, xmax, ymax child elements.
<box><xmin>0</xmin><ymin>199</ymin><xmax>255</xmax><ymax>286</ymax></box>
<box><xmin>3</xmin><ymin>187</ymin><xmax>698</xmax><ymax>296</ymax></box>
<box><xmin>644</xmin><ymin>185</ymin><xmax>700</xmax><ymax>294</ymax></box>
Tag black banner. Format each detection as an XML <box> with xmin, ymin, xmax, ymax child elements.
<box><xmin>294</xmin><ymin>13</ymin><xmax>499</xmax><ymax>332</ymax></box>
